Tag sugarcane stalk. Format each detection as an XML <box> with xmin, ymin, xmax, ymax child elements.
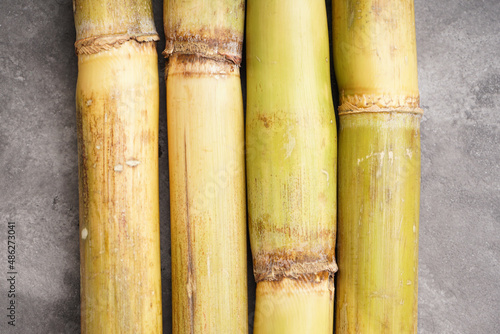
<box><xmin>333</xmin><ymin>0</ymin><xmax>421</xmax><ymax>332</ymax></box>
<box><xmin>74</xmin><ymin>0</ymin><xmax>162</xmax><ymax>332</ymax></box>
<box><xmin>164</xmin><ymin>1</ymin><xmax>247</xmax><ymax>333</ymax></box>
<box><xmin>246</xmin><ymin>0</ymin><xmax>337</xmax><ymax>332</ymax></box>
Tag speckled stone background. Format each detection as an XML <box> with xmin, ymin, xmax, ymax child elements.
<box><xmin>0</xmin><ymin>0</ymin><xmax>498</xmax><ymax>333</ymax></box>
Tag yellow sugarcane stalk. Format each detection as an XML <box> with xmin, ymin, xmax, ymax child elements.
<box><xmin>246</xmin><ymin>0</ymin><xmax>337</xmax><ymax>332</ymax></box>
<box><xmin>164</xmin><ymin>1</ymin><xmax>247</xmax><ymax>333</ymax></box>
<box><xmin>74</xmin><ymin>0</ymin><xmax>162</xmax><ymax>332</ymax></box>
<box><xmin>333</xmin><ymin>0</ymin><xmax>421</xmax><ymax>332</ymax></box>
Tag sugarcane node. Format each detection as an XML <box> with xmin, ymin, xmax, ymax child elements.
<box><xmin>338</xmin><ymin>93</ymin><xmax>423</xmax><ymax>116</ymax></box>
<box><xmin>338</xmin><ymin>107</ymin><xmax>424</xmax><ymax>116</ymax></box>
<box><xmin>258</xmin><ymin>271</ymin><xmax>332</xmax><ymax>286</ymax></box>
<box><xmin>166</xmin><ymin>54</ymin><xmax>240</xmax><ymax>78</ymax></box>
<box><xmin>163</xmin><ymin>29</ymin><xmax>243</xmax><ymax>65</ymax></box>
<box><xmin>253</xmin><ymin>250</ymin><xmax>337</xmax><ymax>283</ymax></box>
<box><xmin>74</xmin><ymin>33</ymin><xmax>160</xmax><ymax>55</ymax></box>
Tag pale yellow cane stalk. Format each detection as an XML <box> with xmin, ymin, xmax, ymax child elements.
<box><xmin>74</xmin><ymin>0</ymin><xmax>162</xmax><ymax>333</ymax></box>
<box><xmin>333</xmin><ymin>0</ymin><xmax>421</xmax><ymax>332</ymax></box>
<box><xmin>164</xmin><ymin>1</ymin><xmax>247</xmax><ymax>333</ymax></box>
<box><xmin>246</xmin><ymin>0</ymin><xmax>337</xmax><ymax>332</ymax></box>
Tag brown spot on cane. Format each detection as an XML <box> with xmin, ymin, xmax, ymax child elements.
<box><xmin>257</xmin><ymin>114</ymin><xmax>271</xmax><ymax>128</ymax></box>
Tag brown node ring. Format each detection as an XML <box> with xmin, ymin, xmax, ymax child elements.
<box><xmin>338</xmin><ymin>94</ymin><xmax>424</xmax><ymax>116</ymax></box>
<box><xmin>75</xmin><ymin>33</ymin><xmax>160</xmax><ymax>55</ymax></box>
<box><xmin>163</xmin><ymin>39</ymin><xmax>243</xmax><ymax>66</ymax></box>
<box><xmin>253</xmin><ymin>257</ymin><xmax>338</xmax><ymax>283</ymax></box>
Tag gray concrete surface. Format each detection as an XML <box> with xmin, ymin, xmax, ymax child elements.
<box><xmin>0</xmin><ymin>0</ymin><xmax>498</xmax><ymax>333</ymax></box>
<box><xmin>416</xmin><ymin>1</ymin><xmax>500</xmax><ymax>333</ymax></box>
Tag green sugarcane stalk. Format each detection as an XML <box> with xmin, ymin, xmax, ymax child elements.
<box><xmin>246</xmin><ymin>0</ymin><xmax>337</xmax><ymax>332</ymax></box>
<box><xmin>164</xmin><ymin>0</ymin><xmax>247</xmax><ymax>333</ymax></box>
<box><xmin>333</xmin><ymin>0</ymin><xmax>421</xmax><ymax>332</ymax></box>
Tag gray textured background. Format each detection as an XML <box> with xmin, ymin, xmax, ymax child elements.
<box><xmin>0</xmin><ymin>0</ymin><xmax>499</xmax><ymax>333</ymax></box>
